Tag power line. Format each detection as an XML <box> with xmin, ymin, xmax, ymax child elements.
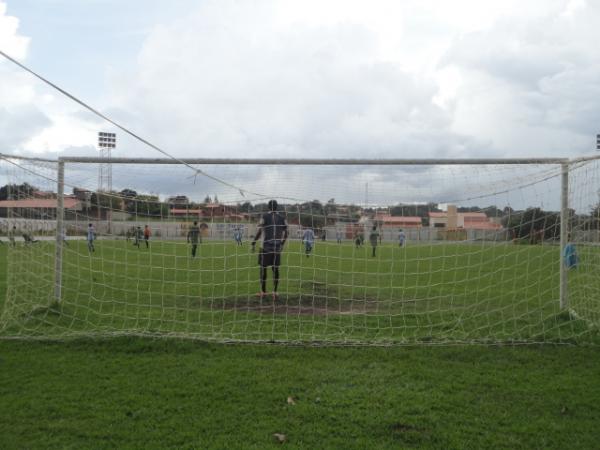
<box><xmin>0</xmin><ymin>49</ymin><xmax>259</xmax><ymax>198</ymax></box>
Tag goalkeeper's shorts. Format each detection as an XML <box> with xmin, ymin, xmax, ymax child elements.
<box><xmin>259</xmin><ymin>248</ymin><xmax>282</xmax><ymax>267</ymax></box>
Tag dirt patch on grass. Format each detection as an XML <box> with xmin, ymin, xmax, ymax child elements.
<box><xmin>223</xmin><ymin>293</ymin><xmax>379</xmax><ymax>316</ymax></box>
<box><xmin>215</xmin><ymin>282</ymin><xmax>381</xmax><ymax>316</ymax></box>
<box><xmin>186</xmin><ymin>282</ymin><xmax>417</xmax><ymax>316</ymax></box>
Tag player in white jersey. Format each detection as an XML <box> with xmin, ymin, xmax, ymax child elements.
<box><xmin>302</xmin><ymin>228</ymin><xmax>315</xmax><ymax>257</ymax></box>
<box><xmin>398</xmin><ymin>229</ymin><xmax>406</xmax><ymax>247</ymax></box>
<box><xmin>87</xmin><ymin>223</ymin><xmax>95</xmax><ymax>253</ymax></box>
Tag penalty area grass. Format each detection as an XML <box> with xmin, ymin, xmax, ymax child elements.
<box><xmin>1</xmin><ymin>246</ymin><xmax>600</xmax><ymax>448</ymax></box>
<box><xmin>0</xmin><ymin>338</ymin><xmax>600</xmax><ymax>449</ymax></box>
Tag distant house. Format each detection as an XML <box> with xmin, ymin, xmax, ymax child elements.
<box><xmin>0</xmin><ymin>196</ymin><xmax>83</xmax><ymax>219</ymax></box>
<box><xmin>170</xmin><ymin>208</ymin><xmax>202</xmax><ymax>218</ymax></box>
<box><xmin>170</xmin><ymin>204</ymin><xmax>248</xmax><ymax>221</ymax></box>
<box><xmin>374</xmin><ymin>214</ymin><xmax>422</xmax><ymax>229</ymax></box>
<box><xmin>32</xmin><ymin>190</ymin><xmax>55</xmax><ymax>199</ymax></box>
<box><xmin>167</xmin><ymin>195</ymin><xmax>190</xmax><ymax>206</ymax></box>
<box><xmin>201</xmin><ymin>203</ymin><xmax>241</xmax><ymax>220</ymax></box>
<box><xmin>429</xmin><ymin>206</ymin><xmax>501</xmax><ymax>230</ymax></box>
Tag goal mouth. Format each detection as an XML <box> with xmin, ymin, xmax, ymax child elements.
<box><xmin>218</xmin><ymin>293</ymin><xmax>384</xmax><ymax>316</ymax></box>
<box><xmin>1</xmin><ymin>155</ymin><xmax>599</xmax><ymax>345</ymax></box>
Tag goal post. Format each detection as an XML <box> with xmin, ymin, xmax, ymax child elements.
<box><xmin>54</xmin><ymin>160</ymin><xmax>64</xmax><ymax>304</ymax></box>
<box><xmin>2</xmin><ymin>154</ymin><xmax>599</xmax><ymax>344</ymax></box>
<box><xmin>560</xmin><ymin>163</ymin><xmax>569</xmax><ymax>310</ymax></box>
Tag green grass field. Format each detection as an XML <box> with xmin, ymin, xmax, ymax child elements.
<box><xmin>1</xmin><ymin>242</ymin><xmax>600</xmax><ymax>448</ymax></box>
<box><xmin>1</xmin><ymin>239</ymin><xmax>599</xmax><ymax>343</ymax></box>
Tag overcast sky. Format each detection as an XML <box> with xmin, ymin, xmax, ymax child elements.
<box><xmin>1</xmin><ymin>0</ymin><xmax>599</xmax><ymax>207</ymax></box>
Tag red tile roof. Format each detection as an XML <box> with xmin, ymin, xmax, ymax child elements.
<box><xmin>0</xmin><ymin>198</ymin><xmax>81</xmax><ymax>209</ymax></box>
<box><xmin>463</xmin><ymin>222</ymin><xmax>502</xmax><ymax>230</ymax></box>
<box><xmin>429</xmin><ymin>212</ymin><xmax>488</xmax><ymax>218</ymax></box>
<box><xmin>375</xmin><ymin>215</ymin><xmax>422</xmax><ymax>224</ymax></box>
<box><xmin>461</xmin><ymin>212</ymin><xmax>488</xmax><ymax>218</ymax></box>
<box><xmin>170</xmin><ymin>209</ymin><xmax>202</xmax><ymax>215</ymax></box>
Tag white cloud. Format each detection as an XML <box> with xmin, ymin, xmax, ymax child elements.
<box><xmin>100</xmin><ymin>0</ymin><xmax>600</xmax><ymax>164</ymax></box>
<box><xmin>109</xmin><ymin>0</ymin><xmax>487</xmax><ymax>161</ymax></box>
<box><xmin>0</xmin><ymin>1</ymin><xmax>28</xmax><ymax>59</ymax></box>
<box><xmin>0</xmin><ymin>1</ymin><xmax>49</xmax><ymax>152</ymax></box>
<box><xmin>2</xmin><ymin>0</ymin><xmax>600</xmax><ymax>208</ymax></box>
<box><xmin>437</xmin><ymin>0</ymin><xmax>600</xmax><ymax>156</ymax></box>
<box><xmin>0</xmin><ymin>1</ymin><xmax>100</xmax><ymax>156</ymax></box>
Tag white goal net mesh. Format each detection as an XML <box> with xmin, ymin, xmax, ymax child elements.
<box><xmin>0</xmin><ymin>156</ymin><xmax>599</xmax><ymax>344</ymax></box>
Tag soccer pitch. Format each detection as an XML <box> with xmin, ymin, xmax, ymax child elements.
<box><xmin>2</xmin><ymin>245</ymin><xmax>600</xmax><ymax>449</ymax></box>
<box><xmin>2</xmin><ymin>239</ymin><xmax>598</xmax><ymax>344</ymax></box>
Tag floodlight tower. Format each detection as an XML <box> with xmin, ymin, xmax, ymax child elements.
<box><xmin>97</xmin><ymin>132</ymin><xmax>116</xmax><ymax>229</ymax></box>
<box><xmin>98</xmin><ymin>132</ymin><xmax>115</xmax><ymax>192</ymax></box>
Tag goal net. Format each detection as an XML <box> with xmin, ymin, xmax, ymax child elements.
<box><xmin>0</xmin><ymin>155</ymin><xmax>599</xmax><ymax>344</ymax></box>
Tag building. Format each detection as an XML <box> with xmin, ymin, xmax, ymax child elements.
<box><xmin>428</xmin><ymin>205</ymin><xmax>501</xmax><ymax>230</ymax></box>
<box><xmin>170</xmin><ymin>208</ymin><xmax>202</xmax><ymax>218</ymax></box>
<box><xmin>170</xmin><ymin>204</ymin><xmax>248</xmax><ymax>221</ymax></box>
<box><xmin>167</xmin><ymin>195</ymin><xmax>190</xmax><ymax>206</ymax></box>
<box><xmin>374</xmin><ymin>214</ymin><xmax>423</xmax><ymax>229</ymax></box>
<box><xmin>0</xmin><ymin>197</ymin><xmax>83</xmax><ymax>219</ymax></box>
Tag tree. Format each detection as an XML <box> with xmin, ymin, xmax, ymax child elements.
<box><xmin>324</xmin><ymin>199</ymin><xmax>337</xmax><ymax>215</ymax></box>
<box><xmin>120</xmin><ymin>189</ymin><xmax>137</xmax><ymax>198</ymax></box>
<box><xmin>502</xmin><ymin>208</ymin><xmax>561</xmax><ymax>243</ymax></box>
<box><xmin>503</xmin><ymin>206</ymin><xmax>515</xmax><ymax>216</ymax></box>
<box><xmin>0</xmin><ymin>183</ymin><xmax>36</xmax><ymax>200</ymax></box>
<box><xmin>203</xmin><ymin>195</ymin><xmax>212</xmax><ymax>204</ymax></box>
<box><xmin>239</xmin><ymin>202</ymin><xmax>253</xmax><ymax>213</ymax></box>
<box><xmin>127</xmin><ymin>194</ymin><xmax>168</xmax><ymax>218</ymax></box>
<box><xmin>589</xmin><ymin>204</ymin><xmax>600</xmax><ymax>229</ymax></box>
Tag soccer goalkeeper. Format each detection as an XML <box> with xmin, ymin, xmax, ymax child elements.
<box><xmin>369</xmin><ymin>225</ymin><xmax>379</xmax><ymax>257</ymax></box>
<box><xmin>251</xmin><ymin>200</ymin><xmax>288</xmax><ymax>299</ymax></box>
<box><xmin>187</xmin><ymin>221</ymin><xmax>201</xmax><ymax>258</ymax></box>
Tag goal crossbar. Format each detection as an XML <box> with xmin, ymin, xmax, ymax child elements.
<box><xmin>57</xmin><ymin>156</ymin><xmax>571</xmax><ymax>165</ymax></box>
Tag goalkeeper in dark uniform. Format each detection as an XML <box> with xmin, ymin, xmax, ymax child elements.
<box><xmin>187</xmin><ymin>221</ymin><xmax>201</xmax><ymax>258</ymax></box>
<box><xmin>251</xmin><ymin>200</ymin><xmax>288</xmax><ymax>300</ymax></box>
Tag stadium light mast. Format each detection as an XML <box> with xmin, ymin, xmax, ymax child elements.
<box><xmin>98</xmin><ymin>132</ymin><xmax>115</xmax><ymax>193</ymax></box>
<box><xmin>97</xmin><ymin>132</ymin><xmax>116</xmax><ymax>228</ymax></box>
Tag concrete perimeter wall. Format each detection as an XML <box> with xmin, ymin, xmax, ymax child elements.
<box><xmin>0</xmin><ymin>218</ymin><xmax>526</xmax><ymax>243</ymax></box>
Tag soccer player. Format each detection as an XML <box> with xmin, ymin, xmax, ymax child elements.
<box><xmin>354</xmin><ymin>229</ymin><xmax>361</xmax><ymax>249</ymax></box>
<box><xmin>563</xmin><ymin>242</ymin><xmax>578</xmax><ymax>269</ymax></box>
<box><xmin>369</xmin><ymin>225</ymin><xmax>379</xmax><ymax>257</ymax></box>
<box><xmin>22</xmin><ymin>232</ymin><xmax>38</xmax><ymax>244</ymax></box>
<box><xmin>302</xmin><ymin>227</ymin><xmax>315</xmax><ymax>257</ymax></box>
<box><xmin>251</xmin><ymin>200</ymin><xmax>288</xmax><ymax>299</ymax></box>
<box><xmin>133</xmin><ymin>226</ymin><xmax>143</xmax><ymax>248</ymax></box>
<box><xmin>143</xmin><ymin>225</ymin><xmax>151</xmax><ymax>248</ymax></box>
<box><xmin>234</xmin><ymin>227</ymin><xmax>243</xmax><ymax>246</ymax></box>
<box><xmin>336</xmin><ymin>229</ymin><xmax>343</xmax><ymax>244</ymax></box>
<box><xmin>187</xmin><ymin>221</ymin><xmax>201</xmax><ymax>258</ymax></box>
<box><xmin>8</xmin><ymin>225</ymin><xmax>16</xmax><ymax>246</ymax></box>
<box><xmin>398</xmin><ymin>228</ymin><xmax>406</xmax><ymax>247</ymax></box>
<box><xmin>87</xmin><ymin>223</ymin><xmax>95</xmax><ymax>252</ymax></box>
